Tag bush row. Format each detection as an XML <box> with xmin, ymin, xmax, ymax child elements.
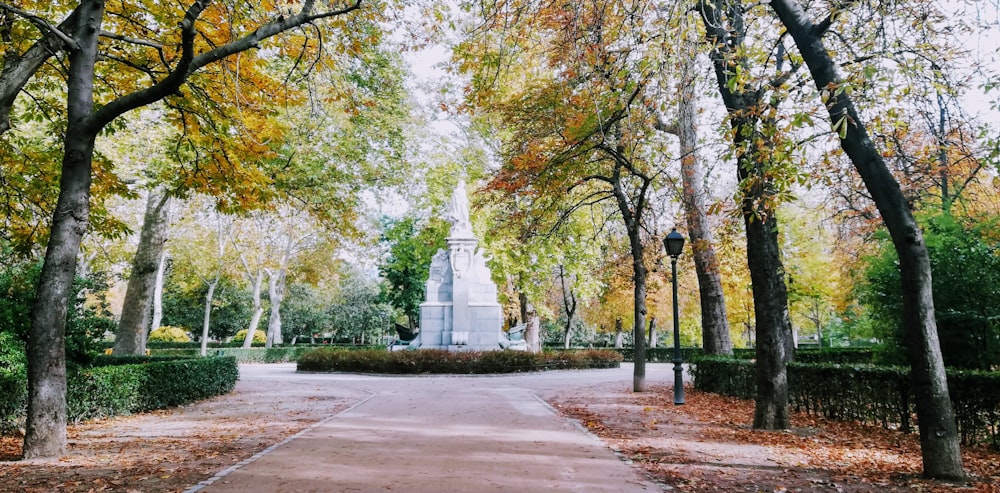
<box><xmin>150</xmin><ymin>346</ymin><xmax>383</xmax><ymax>363</ymax></box>
<box><xmin>606</xmin><ymin>347</ymin><xmax>879</xmax><ymax>365</ymax></box>
<box><xmin>297</xmin><ymin>348</ymin><xmax>623</xmax><ymax>374</ymax></box>
<box><xmin>108</xmin><ymin>341</ymin><xmax>387</xmax><ymax>350</ymax></box>
<box><xmin>690</xmin><ymin>358</ymin><xmax>1000</xmax><ymax>447</ymax></box>
<box><xmin>2</xmin><ymin>356</ymin><xmax>238</xmax><ymax>431</ymax></box>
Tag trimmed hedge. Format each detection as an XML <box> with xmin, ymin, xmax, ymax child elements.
<box><xmin>2</xmin><ymin>356</ymin><xmax>238</xmax><ymax>430</ymax></box>
<box><xmin>691</xmin><ymin>357</ymin><xmax>1000</xmax><ymax>447</ymax></box>
<box><xmin>601</xmin><ymin>347</ymin><xmax>877</xmax><ymax>365</ymax></box>
<box><xmin>612</xmin><ymin>347</ymin><xmax>703</xmax><ymax>363</ymax></box>
<box><xmin>0</xmin><ymin>371</ymin><xmax>26</xmax><ymax>434</ymax></box>
<box><xmin>297</xmin><ymin>348</ymin><xmax>623</xmax><ymax>374</ymax></box>
<box><xmin>151</xmin><ymin>346</ymin><xmax>363</xmax><ymax>363</ymax></box>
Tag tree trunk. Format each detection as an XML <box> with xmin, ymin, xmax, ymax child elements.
<box><xmin>613</xmin><ymin>318</ymin><xmax>624</xmax><ymax>349</ymax></box>
<box><xmin>617</xmin><ymin>184</ymin><xmax>648</xmax><ymax>393</ymax></box>
<box><xmin>113</xmin><ymin>186</ymin><xmax>170</xmax><ymax>355</ymax></box>
<box><xmin>559</xmin><ymin>265</ymin><xmax>577</xmax><ymax>349</ymax></box>
<box><xmin>23</xmin><ymin>1</ymin><xmax>105</xmax><ymax>459</ymax></box>
<box><xmin>647</xmin><ymin>316</ymin><xmax>657</xmax><ymax>349</ymax></box>
<box><xmin>526</xmin><ymin>314</ymin><xmax>541</xmax><ymax>353</ymax></box>
<box><xmin>698</xmin><ymin>0</ymin><xmax>793</xmax><ymax>429</ymax></box>
<box><xmin>745</xmin><ymin>212</ymin><xmax>793</xmax><ymax>429</ymax></box>
<box><xmin>769</xmin><ymin>0</ymin><xmax>965</xmax><ymax>479</ymax></box>
<box><xmin>266</xmin><ymin>269</ymin><xmax>285</xmax><ymax>348</ymax></box>
<box><xmin>199</xmin><ymin>278</ymin><xmax>219</xmax><ymax>357</ymax></box>
<box><xmin>150</xmin><ymin>251</ymin><xmax>166</xmax><ymax>334</ymax></box>
<box><xmin>242</xmin><ymin>269</ymin><xmax>265</xmax><ymax>349</ymax></box>
<box><xmin>676</xmin><ymin>45</ymin><xmax>732</xmax><ymax>356</ymax></box>
<box><xmin>523</xmin><ymin>297</ymin><xmax>541</xmax><ymax>353</ymax></box>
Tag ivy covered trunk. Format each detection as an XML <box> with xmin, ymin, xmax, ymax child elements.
<box><xmin>769</xmin><ymin>0</ymin><xmax>964</xmax><ymax>479</ymax></box>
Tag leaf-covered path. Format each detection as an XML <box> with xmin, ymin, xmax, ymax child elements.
<box><xmin>1</xmin><ymin>363</ymin><xmax>996</xmax><ymax>492</ymax></box>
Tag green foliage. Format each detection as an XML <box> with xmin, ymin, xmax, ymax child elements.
<box><xmin>690</xmin><ymin>357</ymin><xmax>757</xmax><ymax>399</ymax></box>
<box><xmin>2</xmin><ymin>355</ymin><xmax>238</xmax><ymax>429</ymax></box>
<box><xmin>0</xmin><ymin>258</ymin><xmax>114</xmax><ymax>367</ymax></box>
<box><xmin>136</xmin><ymin>357</ymin><xmax>239</xmax><ymax>410</ymax></box>
<box><xmin>296</xmin><ymin>348</ymin><xmax>622</xmax><ymax>374</ymax></box>
<box><xmin>615</xmin><ymin>347</ymin><xmax>703</xmax><ymax>363</ymax></box>
<box><xmin>65</xmin><ymin>356</ymin><xmax>238</xmax><ymax>423</ymax></box>
<box><xmin>281</xmin><ymin>283</ymin><xmax>332</xmax><ymax>342</ymax></box>
<box><xmin>378</xmin><ymin>216</ymin><xmax>448</xmax><ymax>327</ymax></box>
<box><xmin>692</xmin><ymin>358</ymin><xmax>1000</xmax><ymax>447</ymax></box>
<box><xmin>161</xmin><ymin>275</ymin><xmax>252</xmax><ymax>341</ymax></box>
<box><xmin>233</xmin><ymin>329</ymin><xmax>266</xmax><ymax>345</ymax></box>
<box><xmin>328</xmin><ymin>266</ymin><xmax>393</xmax><ymax>342</ymax></box>
<box><xmin>67</xmin><ymin>365</ymin><xmax>144</xmax><ymax>421</ymax></box>
<box><xmin>0</xmin><ymin>331</ymin><xmax>27</xmax><ymax>433</ymax></box>
<box><xmin>148</xmin><ymin>326</ymin><xmax>192</xmax><ymax>343</ymax></box>
<box><xmin>857</xmin><ymin>214</ymin><xmax>1000</xmax><ymax>369</ymax></box>
<box><xmin>792</xmin><ymin>348</ymin><xmax>878</xmax><ymax>364</ymax></box>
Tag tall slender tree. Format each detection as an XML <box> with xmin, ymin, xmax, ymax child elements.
<box><xmin>696</xmin><ymin>0</ymin><xmax>798</xmax><ymax>429</ymax></box>
<box><xmin>768</xmin><ymin>0</ymin><xmax>965</xmax><ymax>480</ymax></box>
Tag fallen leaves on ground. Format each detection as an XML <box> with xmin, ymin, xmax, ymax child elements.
<box><xmin>551</xmin><ymin>384</ymin><xmax>999</xmax><ymax>492</ymax></box>
<box><xmin>0</xmin><ymin>378</ymin><xmax>359</xmax><ymax>493</ymax></box>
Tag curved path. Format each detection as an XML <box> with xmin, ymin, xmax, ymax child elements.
<box><xmin>185</xmin><ymin>363</ymin><xmax>677</xmax><ymax>492</ymax></box>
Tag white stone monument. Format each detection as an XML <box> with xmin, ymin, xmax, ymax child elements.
<box><xmin>416</xmin><ymin>181</ymin><xmax>504</xmax><ymax>350</ymax></box>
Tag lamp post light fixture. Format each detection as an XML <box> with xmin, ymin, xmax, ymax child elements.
<box><xmin>663</xmin><ymin>228</ymin><xmax>685</xmax><ymax>405</ymax></box>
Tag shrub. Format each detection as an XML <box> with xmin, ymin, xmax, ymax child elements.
<box><xmin>233</xmin><ymin>329</ymin><xmax>266</xmax><ymax>345</ymax></box>
<box><xmin>297</xmin><ymin>348</ymin><xmax>622</xmax><ymax>374</ymax></box>
<box><xmin>0</xmin><ymin>331</ymin><xmax>26</xmax><ymax>433</ymax></box>
<box><xmin>148</xmin><ymin>326</ymin><xmax>192</xmax><ymax>343</ymax></box>
<box><xmin>3</xmin><ymin>356</ymin><xmax>239</xmax><ymax>429</ymax></box>
<box><xmin>691</xmin><ymin>357</ymin><xmax>1000</xmax><ymax>447</ymax></box>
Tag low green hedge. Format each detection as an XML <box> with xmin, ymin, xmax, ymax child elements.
<box><xmin>603</xmin><ymin>347</ymin><xmax>877</xmax><ymax>364</ymax></box>
<box><xmin>0</xmin><ymin>371</ymin><xmax>26</xmax><ymax>434</ymax></box>
<box><xmin>691</xmin><ymin>357</ymin><xmax>1000</xmax><ymax>447</ymax></box>
<box><xmin>150</xmin><ymin>346</ymin><xmax>355</xmax><ymax>363</ymax></box>
<box><xmin>2</xmin><ymin>356</ymin><xmax>238</xmax><ymax>430</ymax></box>
<box><xmin>611</xmin><ymin>347</ymin><xmax>703</xmax><ymax>363</ymax></box>
<box><xmin>297</xmin><ymin>348</ymin><xmax>622</xmax><ymax>374</ymax></box>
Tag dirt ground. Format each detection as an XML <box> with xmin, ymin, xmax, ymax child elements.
<box><xmin>1</xmin><ymin>371</ymin><xmax>997</xmax><ymax>493</ymax></box>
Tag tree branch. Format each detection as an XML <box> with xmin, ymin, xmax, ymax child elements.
<box><xmin>0</xmin><ymin>8</ymin><xmax>79</xmax><ymax>133</ymax></box>
<box><xmin>0</xmin><ymin>3</ymin><xmax>78</xmax><ymax>49</ymax></box>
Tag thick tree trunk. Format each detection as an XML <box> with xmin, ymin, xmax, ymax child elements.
<box><xmin>199</xmin><ymin>279</ymin><xmax>219</xmax><ymax>357</ymax></box>
<box><xmin>520</xmin><ymin>295</ymin><xmax>541</xmax><ymax>353</ymax></box>
<box><xmin>526</xmin><ymin>311</ymin><xmax>541</xmax><ymax>353</ymax></box>
<box><xmin>769</xmin><ymin>0</ymin><xmax>964</xmax><ymax>479</ymax></box>
<box><xmin>113</xmin><ymin>186</ymin><xmax>170</xmax><ymax>355</ymax></box>
<box><xmin>676</xmin><ymin>50</ymin><xmax>732</xmax><ymax>356</ymax></box>
<box><xmin>23</xmin><ymin>1</ymin><xmax>104</xmax><ymax>459</ymax></box>
<box><xmin>745</xmin><ymin>212</ymin><xmax>793</xmax><ymax>429</ymax></box>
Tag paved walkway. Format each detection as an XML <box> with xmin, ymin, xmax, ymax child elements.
<box><xmin>185</xmin><ymin>363</ymin><xmax>676</xmax><ymax>492</ymax></box>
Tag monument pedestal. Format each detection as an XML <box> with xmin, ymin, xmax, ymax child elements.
<box><xmin>417</xmin><ymin>234</ymin><xmax>503</xmax><ymax>351</ymax></box>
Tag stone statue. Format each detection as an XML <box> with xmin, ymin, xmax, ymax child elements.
<box><xmin>445</xmin><ymin>180</ymin><xmax>472</xmax><ymax>236</ymax></box>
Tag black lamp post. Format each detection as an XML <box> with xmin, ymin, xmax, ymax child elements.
<box><xmin>663</xmin><ymin>227</ymin><xmax>685</xmax><ymax>405</ymax></box>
